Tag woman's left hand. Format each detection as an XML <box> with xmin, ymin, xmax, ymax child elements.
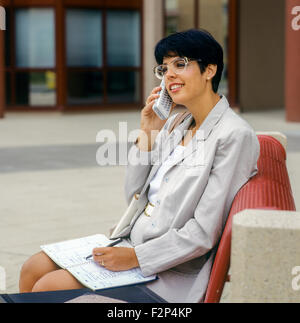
<box><xmin>92</xmin><ymin>247</ymin><xmax>139</xmax><ymax>272</ymax></box>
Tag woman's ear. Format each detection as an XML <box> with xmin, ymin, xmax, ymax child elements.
<box><xmin>206</xmin><ymin>64</ymin><xmax>217</xmax><ymax>81</ymax></box>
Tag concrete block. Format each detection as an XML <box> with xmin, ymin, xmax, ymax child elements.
<box><xmin>230</xmin><ymin>209</ymin><xmax>300</xmax><ymax>303</ymax></box>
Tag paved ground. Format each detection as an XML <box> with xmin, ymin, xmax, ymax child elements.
<box><xmin>0</xmin><ymin>108</ymin><xmax>299</xmax><ymax>301</ymax></box>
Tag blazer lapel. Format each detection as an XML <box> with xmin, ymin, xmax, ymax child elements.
<box><xmin>169</xmin><ymin>96</ymin><xmax>230</xmax><ymax>166</ymax></box>
<box><xmin>171</xmin><ymin>134</ymin><xmax>204</xmax><ymax>167</ymax></box>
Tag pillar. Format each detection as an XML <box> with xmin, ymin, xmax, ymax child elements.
<box><xmin>143</xmin><ymin>0</ymin><xmax>164</xmax><ymax>103</ymax></box>
<box><xmin>286</xmin><ymin>0</ymin><xmax>300</xmax><ymax>122</ymax></box>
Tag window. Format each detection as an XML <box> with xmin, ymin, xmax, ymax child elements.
<box><xmin>66</xmin><ymin>9</ymin><xmax>103</xmax><ymax>68</ymax></box>
<box><xmin>5</xmin><ymin>7</ymin><xmax>56</xmax><ymax>107</ymax></box>
<box><xmin>106</xmin><ymin>11</ymin><xmax>140</xmax><ymax>67</ymax></box>
<box><xmin>67</xmin><ymin>71</ymin><xmax>103</xmax><ymax>105</ymax></box>
<box><xmin>106</xmin><ymin>10</ymin><xmax>141</xmax><ymax>103</ymax></box>
<box><xmin>15</xmin><ymin>71</ymin><xmax>56</xmax><ymax>106</ymax></box>
<box><xmin>4</xmin><ymin>0</ymin><xmax>143</xmax><ymax>110</ymax></box>
<box><xmin>107</xmin><ymin>70</ymin><xmax>140</xmax><ymax>103</ymax></box>
<box><xmin>66</xmin><ymin>9</ymin><xmax>103</xmax><ymax>105</ymax></box>
<box><xmin>15</xmin><ymin>9</ymin><xmax>55</xmax><ymax>68</ymax></box>
<box><xmin>65</xmin><ymin>8</ymin><xmax>141</xmax><ymax>106</ymax></box>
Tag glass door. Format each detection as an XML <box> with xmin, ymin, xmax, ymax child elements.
<box><xmin>106</xmin><ymin>10</ymin><xmax>141</xmax><ymax>104</ymax></box>
<box><xmin>12</xmin><ymin>8</ymin><xmax>56</xmax><ymax>107</ymax></box>
<box><xmin>66</xmin><ymin>9</ymin><xmax>103</xmax><ymax>105</ymax></box>
<box><xmin>4</xmin><ymin>0</ymin><xmax>143</xmax><ymax>111</ymax></box>
<box><xmin>65</xmin><ymin>8</ymin><xmax>142</xmax><ymax>107</ymax></box>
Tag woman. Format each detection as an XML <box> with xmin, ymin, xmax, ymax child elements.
<box><xmin>19</xmin><ymin>29</ymin><xmax>260</xmax><ymax>303</ymax></box>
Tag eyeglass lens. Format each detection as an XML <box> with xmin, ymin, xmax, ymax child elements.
<box><xmin>155</xmin><ymin>58</ymin><xmax>187</xmax><ymax>79</ymax></box>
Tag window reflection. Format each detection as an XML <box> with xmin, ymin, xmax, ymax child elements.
<box><xmin>15</xmin><ymin>71</ymin><xmax>56</xmax><ymax>106</ymax></box>
<box><xmin>107</xmin><ymin>71</ymin><xmax>140</xmax><ymax>103</ymax></box>
<box><xmin>15</xmin><ymin>9</ymin><xmax>55</xmax><ymax>68</ymax></box>
<box><xmin>66</xmin><ymin>9</ymin><xmax>103</xmax><ymax>67</ymax></box>
<box><xmin>106</xmin><ymin>11</ymin><xmax>141</xmax><ymax>67</ymax></box>
<box><xmin>67</xmin><ymin>71</ymin><xmax>103</xmax><ymax>105</ymax></box>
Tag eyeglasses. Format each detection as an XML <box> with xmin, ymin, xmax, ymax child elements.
<box><xmin>153</xmin><ymin>56</ymin><xmax>202</xmax><ymax>80</ymax></box>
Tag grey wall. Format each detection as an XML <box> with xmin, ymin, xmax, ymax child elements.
<box><xmin>238</xmin><ymin>0</ymin><xmax>285</xmax><ymax>111</ymax></box>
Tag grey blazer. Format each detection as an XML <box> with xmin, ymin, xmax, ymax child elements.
<box><xmin>123</xmin><ymin>96</ymin><xmax>260</xmax><ymax>303</ymax></box>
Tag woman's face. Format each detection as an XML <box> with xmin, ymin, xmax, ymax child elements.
<box><xmin>163</xmin><ymin>56</ymin><xmax>213</xmax><ymax>107</ymax></box>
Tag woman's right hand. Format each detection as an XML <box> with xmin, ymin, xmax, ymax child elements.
<box><xmin>137</xmin><ymin>87</ymin><xmax>174</xmax><ymax>151</ymax></box>
<box><xmin>140</xmin><ymin>87</ymin><xmax>166</xmax><ymax>132</ymax></box>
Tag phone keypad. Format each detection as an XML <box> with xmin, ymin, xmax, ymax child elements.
<box><xmin>161</xmin><ymin>95</ymin><xmax>172</xmax><ymax>111</ymax></box>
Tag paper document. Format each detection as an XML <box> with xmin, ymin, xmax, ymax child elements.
<box><xmin>41</xmin><ymin>234</ymin><xmax>156</xmax><ymax>291</ymax></box>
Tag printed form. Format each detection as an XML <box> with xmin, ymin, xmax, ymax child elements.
<box><xmin>41</xmin><ymin>234</ymin><xmax>156</xmax><ymax>291</ymax></box>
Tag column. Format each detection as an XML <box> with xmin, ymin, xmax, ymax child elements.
<box><xmin>143</xmin><ymin>0</ymin><xmax>164</xmax><ymax>103</ymax></box>
<box><xmin>286</xmin><ymin>0</ymin><xmax>300</xmax><ymax>122</ymax></box>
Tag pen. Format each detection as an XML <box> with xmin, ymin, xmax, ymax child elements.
<box><xmin>85</xmin><ymin>238</ymin><xmax>123</xmax><ymax>260</ymax></box>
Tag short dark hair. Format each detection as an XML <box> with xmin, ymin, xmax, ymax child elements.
<box><xmin>154</xmin><ymin>29</ymin><xmax>224</xmax><ymax>93</ymax></box>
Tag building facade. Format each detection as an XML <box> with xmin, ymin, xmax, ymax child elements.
<box><xmin>0</xmin><ymin>0</ymin><xmax>299</xmax><ymax>121</ymax></box>
<box><xmin>1</xmin><ymin>0</ymin><xmax>144</xmax><ymax>112</ymax></box>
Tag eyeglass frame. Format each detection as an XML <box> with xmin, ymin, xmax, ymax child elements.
<box><xmin>153</xmin><ymin>56</ymin><xmax>203</xmax><ymax>80</ymax></box>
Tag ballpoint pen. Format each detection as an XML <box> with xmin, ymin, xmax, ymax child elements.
<box><xmin>85</xmin><ymin>238</ymin><xmax>123</xmax><ymax>260</ymax></box>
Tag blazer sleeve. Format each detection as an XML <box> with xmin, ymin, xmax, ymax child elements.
<box><xmin>134</xmin><ymin>128</ymin><xmax>260</xmax><ymax>277</ymax></box>
<box><xmin>124</xmin><ymin>114</ymin><xmax>179</xmax><ymax>205</ymax></box>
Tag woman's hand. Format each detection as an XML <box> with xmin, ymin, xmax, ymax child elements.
<box><xmin>92</xmin><ymin>247</ymin><xmax>139</xmax><ymax>272</ymax></box>
<box><xmin>140</xmin><ymin>86</ymin><xmax>168</xmax><ymax>134</ymax></box>
<box><xmin>138</xmin><ymin>87</ymin><xmax>176</xmax><ymax>151</ymax></box>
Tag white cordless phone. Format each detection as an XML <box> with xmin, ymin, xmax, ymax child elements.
<box><xmin>152</xmin><ymin>79</ymin><xmax>173</xmax><ymax>120</ymax></box>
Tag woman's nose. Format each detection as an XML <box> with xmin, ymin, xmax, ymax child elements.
<box><xmin>165</xmin><ymin>67</ymin><xmax>177</xmax><ymax>79</ymax></box>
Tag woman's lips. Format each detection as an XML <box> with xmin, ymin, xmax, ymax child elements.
<box><xmin>169</xmin><ymin>83</ymin><xmax>184</xmax><ymax>93</ymax></box>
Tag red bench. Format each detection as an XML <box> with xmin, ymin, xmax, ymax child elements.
<box><xmin>204</xmin><ymin>134</ymin><xmax>296</xmax><ymax>303</ymax></box>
